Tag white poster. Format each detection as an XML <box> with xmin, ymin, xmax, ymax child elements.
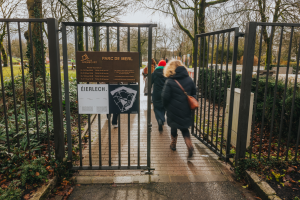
<box><xmin>78</xmin><ymin>84</ymin><xmax>109</xmax><ymax>114</ymax></box>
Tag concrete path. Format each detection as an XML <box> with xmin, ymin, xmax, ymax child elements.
<box><xmin>71</xmin><ymin>70</ymin><xmax>256</xmax><ymax>199</ymax></box>
<box><xmin>68</xmin><ymin>182</ymin><xmax>254</xmax><ymax>200</ymax></box>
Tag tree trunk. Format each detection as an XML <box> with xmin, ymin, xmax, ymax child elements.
<box><xmin>26</xmin><ymin>0</ymin><xmax>43</xmax><ymax>76</ymax></box>
<box><xmin>0</xmin><ymin>40</ymin><xmax>8</xmax><ymax>67</ymax></box>
<box><xmin>77</xmin><ymin>0</ymin><xmax>84</xmax><ymax>51</ymax></box>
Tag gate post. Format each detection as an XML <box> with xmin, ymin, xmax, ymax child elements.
<box><xmin>235</xmin><ymin>22</ymin><xmax>257</xmax><ymax>163</ymax></box>
<box><xmin>47</xmin><ymin>18</ymin><xmax>65</xmax><ymax>161</ymax></box>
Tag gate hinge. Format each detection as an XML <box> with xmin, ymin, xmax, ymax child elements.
<box><xmin>236</xmin><ymin>32</ymin><xmax>245</xmax><ymax>37</ymax></box>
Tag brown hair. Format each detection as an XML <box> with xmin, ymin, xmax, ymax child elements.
<box><xmin>163</xmin><ymin>59</ymin><xmax>187</xmax><ymax>77</ymax></box>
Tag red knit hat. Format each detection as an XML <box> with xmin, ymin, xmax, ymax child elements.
<box><xmin>158</xmin><ymin>60</ymin><xmax>166</xmax><ymax>67</ymax></box>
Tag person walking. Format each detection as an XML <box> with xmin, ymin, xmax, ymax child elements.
<box><xmin>151</xmin><ymin>60</ymin><xmax>167</xmax><ymax>132</ymax></box>
<box><xmin>142</xmin><ymin>58</ymin><xmax>156</xmax><ymax>96</ymax></box>
<box><xmin>162</xmin><ymin>60</ymin><xmax>196</xmax><ymax>158</ymax></box>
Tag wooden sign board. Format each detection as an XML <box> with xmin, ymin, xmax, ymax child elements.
<box><xmin>76</xmin><ymin>52</ymin><xmax>139</xmax><ymax>83</ymax></box>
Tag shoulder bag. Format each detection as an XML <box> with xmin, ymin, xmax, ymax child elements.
<box><xmin>174</xmin><ymin>80</ymin><xmax>199</xmax><ymax>110</ymax></box>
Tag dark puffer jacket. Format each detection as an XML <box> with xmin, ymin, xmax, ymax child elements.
<box><xmin>151</xmin><ymin>67</ymin><xmax>167</xmax><ymax>109</ymax></box>
<box><xmin>162</xmin><ymin>66</ymin><xmax>196</xmax><ymax>129</ymax></box>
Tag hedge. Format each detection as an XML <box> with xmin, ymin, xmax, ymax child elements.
<box><xmin>198</xmin><ymin>68</ymin><xmax>300</xmax><ymax>139</ymax></box>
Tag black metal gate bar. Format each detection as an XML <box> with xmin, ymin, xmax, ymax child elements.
<box><xmin>137</xmin><ymin>27</ymin><xmax>141</xmax><ymax>167</ymax></box>
<box><xmin>18</xmin><ymin>21</ymin><xmax>30</xmax><ymax>156</ymax></box>
<box><xmin>215</xmin><ymin>33</ymin><xmax>225</xmax><ymax>149</ymax></box>
<box><xmin>6</xmin><ymin>22</ymin><xmax>19</xmax><ymax>147</ymax></box>
<box><xmin>74</xmin><ymin>26</ymin><xmax>83</xmax><ymax>167</ymax></box>
<box><xmin>0</xmin><ymin>45</ymin><xmax>9</xmax><ymax>153</ymax></box>
<box><xmin>277</xmin><ymin>27</ymin><xmax>294</xmax><ymax>160</ymax></box>
<box><xmin>267</xmin><ymin>26</ymin><xmax>284</xmax><ymax>159</ymax></box>
<box><xmin>202</xmin><ymin>36</ymin><xmax>209</xmax><ymax>142</ymax></box>
<box><xmin>117</xmin><ymin>26</ymin><xmax>121</xmax><ymax>167</ymax></box>
<box><xmin>193</xmin><ymin>36</ymin><xmax>199</xmax><ymax>137</ymax></box>
<box><xmin>211</xmin><ymin>34</ymin><xmax>220</xmax><ymax>147</ymax></box>
<box><xmin>147</xmin><ymin>26</ymin><xmax>153</xmax><ymax>172</ymax></box>
<box><xmin>208</xmin><ymin>35</ymin><xmax>214</xmax><ymax>146</ymax></box>
<box><xmin>287</xmin><ymin>38</ymin><xmax>300</xmax><ymax>160</ymax></box>
<box><xmin>40</xmin><ymin>22</ymin><xmax>51</xmax><ymax>159</ymax></box>
<box><xmin>225</xmin><ymin>28</ymin><xmax>239</xmax><ymax>160</ymax></box>
<box><xmin>199</xmin><ymin>37</ymin><xmax>205</xmax><ymax>140</ymax></box>
<box><xmin>62</xmin><ymin>23</ymin><xmax>72</xmax><ymax>161</ymax></box>
<box><xmin>220</xmin><ymin>32</ymin><xmax>230</xmax><ymax>156</ymax></box>
<box><xmin>250</xmin><ymin>26</ymin><xmax>263</xmax><ymax>160</ymax></box>
<box><xmin>61</xmin><ymin>22</ymin><xmax>156</xmax><ymax>170</ymax></box>
<box><xmin>128</xmin><ymin>27</ymin><xmax>131</xmax><ymax>167</ymax></box>
<box><xmin>28</xmin><ymin>22</ymin><xmax>41</xmax><ymax>148</ymax></box>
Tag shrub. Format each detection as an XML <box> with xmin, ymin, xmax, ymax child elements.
<box><xmin>198</xmin><ymin>68</ymin><xmax>300</xmax><ymax>138</ymax></box>
<box><xmin>20</xmin><ymin>157</ymin><xmax>48</xmax><ymax>187</ymax></box>
<box><xmin>0</xmin><ymin>180</ymin><xmax>23</xmax><ymax>200</ymax></box>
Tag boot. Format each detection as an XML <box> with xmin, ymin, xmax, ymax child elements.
<box><xmin>158</xmin><ymin>120</ymin><xmax>163</xmax><ymax>132</ymax></box>
<box><xmin>170</xmin><ymin>135</ymin><xmax>177</xmax><ymax>151</ymax></box>
<box><xmin>184</xmin><ymin>137</ymin><xmax>194</xmax><ymax>158</ymax></box>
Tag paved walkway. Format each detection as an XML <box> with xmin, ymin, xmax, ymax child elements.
<box><xmin>71</xmin><ymin>71</ymin><xmax>256</xmax><ymax>199</ymax></box>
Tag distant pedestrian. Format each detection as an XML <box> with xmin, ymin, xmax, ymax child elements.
<box><xmin>151</xmin><ymin>60</ymin><xmax>167</xmax><ymax>132</ymax></box>
<box><xmin>165</xmin><ymin>57</ymin><xmax>168</xmax><ymax>63</ymax></box>
<box><xmin>142</xmin><ymin>58</ymin><xmax>156</xmax><ymax>96</ymax></box>
<box><xmin>162</xmin><ymin>60</ymin><xmax>196</xmax><ymax>158</ymax></box>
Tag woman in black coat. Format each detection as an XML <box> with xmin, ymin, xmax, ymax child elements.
<box><xmin>162</xmin><ymin>60</ymin><xmax>196</xmax><ymax>157</ymax></box>
<box><xmin>151</xmin><ymin>60</ymin><xmax>167</xmax><ymax>131</ymax></box>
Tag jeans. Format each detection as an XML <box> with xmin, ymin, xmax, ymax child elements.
<box><xmin>154</xmin><ymin>106</ymin><xmax>165</xmax><ymax>123</ymax></box>
<box><xmin>171</xmin><ymin>127</ymin><xmax>190</xmax><ymax>138</ymax></box>
<box><xmin>107</xmin><ymin>114</ymin><xmax>119</xmax><ymax>125</ymax></box>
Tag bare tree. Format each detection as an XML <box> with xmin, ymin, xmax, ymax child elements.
<box><xmin>0</xmin><ymin>0</ymin><xmax>22</xmax><ymax>67</ymax></box>
<box><xmin>217</xmin><ymin>0</ymin><xmax>300</xmax><ymax>69</ymax></box>
<box><xmin>137</xmin><ymin>0</ymin><xmax>229</xmax><ymax>64</ymax></box>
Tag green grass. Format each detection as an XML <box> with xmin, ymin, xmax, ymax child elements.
<box><xmin>1</xmin><ymin>65</ymin><xmax>76</xmax><ymax>81</ymax></box>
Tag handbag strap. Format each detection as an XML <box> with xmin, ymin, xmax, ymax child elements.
<box><xmin>174</xmin><ymin>80</ymin><xmax>188</xmax><ymax>96</ymax></box>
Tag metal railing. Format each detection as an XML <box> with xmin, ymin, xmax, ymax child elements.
<box><xmin>0</xmin><ymin>18</ymin><xmax>62</xmax><ymax>159</ymax></box>
<box><xmin>192</xmin><ymin>27</ymin><xmax>243</xmax><ymax>161</ymax></box>
<box><xmin>237</xmin><ymin>22</ymin><xmax>300</xmax><ymax>163</ymax></box>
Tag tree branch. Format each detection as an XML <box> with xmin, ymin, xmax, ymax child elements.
<box><xmin>169</xmin><ymin>0</ymin><xmax>194</xmax><ymax>42</ymax></box>
<box><xmin>205</xmin><ymin>0</ymin><xmax>229</xmax><ymax>6</ymax></box>
<box><xmin>57</xmin><ymin>0</ymin><xmax>77</xmax><ymax>21</ymax></box>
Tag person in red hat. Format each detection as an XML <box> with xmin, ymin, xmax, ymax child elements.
<box><xmin>151</xmin><ymin>59</ymin><xmax>167</xmax><ymax>132</ymax></box>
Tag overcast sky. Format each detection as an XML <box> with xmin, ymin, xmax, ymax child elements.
<box><xmin>121</xmin><ymin>9</ymin><xmax>174</xmax><ymax>27</ymax></box>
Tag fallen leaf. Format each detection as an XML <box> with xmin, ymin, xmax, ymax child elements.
<box><xmin>287</xmin><ymin>167</ymin><xmax>295</xmax><ymax>173</ymax></box>
<box><xmin>24</xmin><ymin>194</ymin><xmax>30</xmax><ymax>200</ymax></box>
<box><xmin>284</xmin><ymin>182</ymin><xmax>292</xmax><ymax>187</ymax></box>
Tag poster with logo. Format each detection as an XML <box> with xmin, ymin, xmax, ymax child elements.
<box><xmin>78</xmin><ymin>84</ymin><xmax>109</xmax><ymax>114</ymax></box>
<box><xmin>109</xmin><ymin>85</ymin><xmax>139</xmax><ymax>114</ymax></box>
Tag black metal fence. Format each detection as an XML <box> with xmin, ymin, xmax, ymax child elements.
<box><xmin>0</xmin><ymin>19</ymin><xmax>63</xmax><ymax>160</ymax></box>
<box><xmin>61</xmin><ymin>21</ymin><xmax>156</xmax><ymax>171</ymax></box>
<box><xmin>192</xmin><ymin>22</ymin><xmax>300</xmax><ymax>163</ymax></box>
<box><xmin>237</xmin><ymin>22</ymin><xmax>300</xmax><ymax>162</ymax></box>
<box><xmin>192</xmin><ymin>28</ymin><xmax>243</xmax><ymax>161</ymax></box>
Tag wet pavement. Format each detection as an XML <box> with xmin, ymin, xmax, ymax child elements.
<box><xmin>70</xmin><ymin>70</ymin><xmax>257</xmax><ymax>199</ymax></box>
<box><xmin>68</xmin><ymin>182</ymin><xmax>255</xmax><ymax>200</ymax></box>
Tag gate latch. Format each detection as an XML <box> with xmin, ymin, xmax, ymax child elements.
<box><xmin>236</xmin><ymin>32</ymin><xmax>245</xmax><ymax>37</ymax></box>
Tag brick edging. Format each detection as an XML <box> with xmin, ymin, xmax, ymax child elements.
<box><xmin>246</xmin><ymin>171</ymin><xmax>281</xmax><ymax>200</ymax></box>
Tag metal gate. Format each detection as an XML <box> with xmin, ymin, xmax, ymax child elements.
<box><xmin>191</xmin><ymin>28</ymin><xmax>244</xmax><ymax>161</ymax></box>
<box><xmin>61</xmin><ymin>21</ymin><xmax>156</xmax><ymax>171</ymax></box>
